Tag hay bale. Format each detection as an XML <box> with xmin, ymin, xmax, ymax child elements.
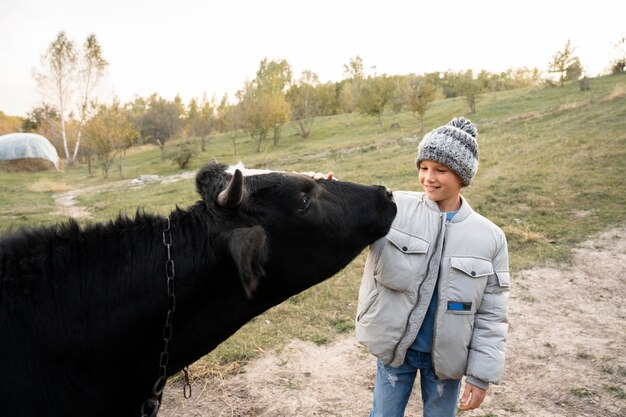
<box><xmin>0</xmin><ymin>133</ymin><xmax>61</xmax><ymax>171</ymax></box>
<box><xmin>0</xmin><ymin>158</ymin><xmax>58</xmax><ymax>172</ymax></box>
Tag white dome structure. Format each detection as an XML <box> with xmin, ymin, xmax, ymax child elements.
<box><xmin>0</xmin><ymin>133</ymin><xmax>60</xmax><ymax>171</ymax></box>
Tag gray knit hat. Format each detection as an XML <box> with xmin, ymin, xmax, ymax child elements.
<box><xmin>416</xmin><ymin>117</ymin><xmax>479</xmax><ymax>186</ymax></box>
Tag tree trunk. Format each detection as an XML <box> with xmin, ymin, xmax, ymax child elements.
<box><xmin>60</xmin><ymin>113</ymin><xmax>72</xmax><ymax>167</ymax></box>
<box><xmin>273</xmin><ymin>124</ymin><xmax>282</xmax><ymax>146</ymax></box>
<box><xmin>71</xmin><ymin>127</ymin><xmax>83</xmax><ymax>166</ymax></box>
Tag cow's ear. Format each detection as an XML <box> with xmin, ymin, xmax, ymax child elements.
<box><xmin>227</xmin><ymin>226</ymin><xmax>268</xmax><ymax>298</ymax></box>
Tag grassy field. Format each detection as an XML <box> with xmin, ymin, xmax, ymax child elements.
<box><xmin>1</xmin><ymin>73</ymin><xmax>625</xmax><ymax>374</ymax></box>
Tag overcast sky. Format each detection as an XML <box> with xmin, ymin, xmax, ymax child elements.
<box><xmin>1</xmin><ymin>0</ymin><xmax>624</xmax><ymax>117</ymax></box>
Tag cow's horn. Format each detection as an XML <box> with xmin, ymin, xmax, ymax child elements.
<box><xmin>217</xmin><ymin>169</ymin><xmax>244</xmax><ymax>208</ymax></box>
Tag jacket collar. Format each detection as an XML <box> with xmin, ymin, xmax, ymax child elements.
<box><xmin>423</xmin><ymin>194</ymin><xmax>473</xmax><ymax>223</ymax></box>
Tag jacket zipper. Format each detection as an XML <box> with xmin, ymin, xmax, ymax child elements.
<box><xmin>430</xmin><ymin>214</ymin><xmax>449</xmax><ymax>375</ymax></box>
<box><xmin>388</xmin><ymin>212</ymin><xmax>445</xmax><ymax>365</ymax></box>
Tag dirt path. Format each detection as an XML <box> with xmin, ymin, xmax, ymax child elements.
<box><xmin>160</xmin><ymin>227</ymin><xmax>626</xmax><ymax>417</ymax></box>
<box><xmin>51</xmin><ymin>171</ymin><xmax>195</xmax><ymax>219</ymax></box>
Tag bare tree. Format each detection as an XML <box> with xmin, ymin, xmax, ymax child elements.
<box><xmin>34</xmin><ymin>32</ymin><xmax>107</xmax><ymax>167</ymax></box>
<box><xmin>35</xmin><ymin>32</ymin><xmax>76</xmax><ymax>165</ymax></box>
<box><xmin>74</xmin><ymin>34</ymin><xmax>108</xmax><ymax>163</ymax></box>
<box><xmin>548</xmin><ymin>39</ymin><xmax>579</xmax><ymax>87</ymax></box>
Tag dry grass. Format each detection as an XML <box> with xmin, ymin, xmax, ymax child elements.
<box><xmin>502</xmin><ymin>111</ymin><xmax>541</xmax><ymax>124</ymax></box>
<box><xmin>503</xmin><ymin>223</ymin><xmax>551</xmax><ymax>244</ymax></box>
<box><xmin>0</xmin><ymin>158</ymin><xmax>57</xmax><ymax>172</ymax></box>
<box><xmin>29</xmin><ymin>179</ymin><xmax>72</xmax><ymax>193</ymax></box>
<box><xmin>558</xmin><ymin>100</ymin><xmax>590</xmax><ymax>111</ymax></box>
<box><xmin>601</xmin><ymin>83</ymin><xmax>626</xmax><ymax>101</ymax></box>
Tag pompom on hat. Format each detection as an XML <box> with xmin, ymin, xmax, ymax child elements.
<box><xmin>416</xmin><ymin>117</ymin><xmax>479</xmax><ymax>186</ymax></box>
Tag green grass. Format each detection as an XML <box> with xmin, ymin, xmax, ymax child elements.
<box><xmin>2</xmin><ymin>73</ymin><xmax>625</xmax><ymax>375</ymax></box>
<box><xmin>571</xmin><ymin>387</ymin><xmax>594</xmax><ymax>399</ymax></box>
<box><xmin>604</xmin><ymin>384</ymin><xmax>626</xmax><ymax>399</ymax></box>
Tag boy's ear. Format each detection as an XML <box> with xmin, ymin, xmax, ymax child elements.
<box><xmin>227</xmin><ymin>226</ymin><xmax>268</xmax><ymax>298</ymax></box>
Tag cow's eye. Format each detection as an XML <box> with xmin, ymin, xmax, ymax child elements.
<box><xmin>298</xmin><ymin>194</ymin><xmax>311</xmax><ymax>212</ymax></box>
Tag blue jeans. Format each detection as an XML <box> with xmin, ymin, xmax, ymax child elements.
<box><xmin>369</xmin><ymin>350</ymin><xmax>461</xmax><ymax>417</ymax></box>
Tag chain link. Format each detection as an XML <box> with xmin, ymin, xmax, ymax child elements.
<box><xmin>141</xmin><ymin>216</ymin><xmax>192</xmax><ymax>416</ymax></box>
<box><xmin>183</xmin><ymin>366</ymin><xmax>192</xmax><ymax>399</ymax></box>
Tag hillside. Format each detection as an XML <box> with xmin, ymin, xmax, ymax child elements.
<box><xmin>1</xmin><ymin>73</ymin><xmax>625</xmax><ymax>415</ymax></box>
<box><xmin>2</xmin><ymin>74</ymin><xmax>624</xmax><ymax>262</ymax></box>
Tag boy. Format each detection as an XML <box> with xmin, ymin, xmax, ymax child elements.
<box><xmin>356</xmin><ymin>117</ymin><xmax>510</xmax><ymax>416</ymax></box>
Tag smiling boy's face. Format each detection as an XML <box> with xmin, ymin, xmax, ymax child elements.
<box><xmin>418</xmin><ymin>160</ymin><xmax>463</xmax><ymax>212</ymax></box>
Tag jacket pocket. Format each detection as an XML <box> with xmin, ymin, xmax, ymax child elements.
<box><xmin>357</xmin><ymin>288</ymin><xmax>379</xmax><ymax>322</ymax></box>
<box><xmin>445</xmin><ymin>257</ymin><xmax>494</xmax><ymax>314</ymax></box>
<box><xmin>373</xmin><ymin>228</ymin><xmax>430</xmax><ymax>293</ymax></box>
<box><xmin>495</xmin><ymin>271</ymin><xmax>511</xmax><ymax>288</ymax></box>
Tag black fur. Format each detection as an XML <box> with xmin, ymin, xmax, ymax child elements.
<box><xmin>0</xmin><ymin>162</ymin><xmax>396</xmax><ymax>416</ymax></box>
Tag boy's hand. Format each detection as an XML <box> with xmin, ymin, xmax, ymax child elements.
<box><xmin>297</xmin><ymin>171</ymin><xmax>336</xmax><ymax>180</ymax></box>
<box><xmin>459</xmin><ymin>382</ymin><xmax>486</xmax><ymax>411</ymax></box>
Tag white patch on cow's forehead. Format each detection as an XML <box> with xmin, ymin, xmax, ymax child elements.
<box><xmin>226</xmin><ymin>162</ymin><xmax>283</xmax><ymax>176</ymax></box>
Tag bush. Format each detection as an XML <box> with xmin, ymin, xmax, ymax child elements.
<box><xmin>164</xmin><ymin>143</ymin><xmax>196</xmax><ymax>169</ymax></box>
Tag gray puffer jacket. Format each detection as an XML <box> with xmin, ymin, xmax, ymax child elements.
<box><xmin>355</xmin><ymin>191</ymin><xmax>510</xmax><ymax>389</ymax></box>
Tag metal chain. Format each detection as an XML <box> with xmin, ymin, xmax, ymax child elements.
<box><xmin>141</xmin><ymin>216</ymin><xmax>192</xmax><ymax>417</ymax></box>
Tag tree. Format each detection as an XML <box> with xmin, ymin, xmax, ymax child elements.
<box><xmin>457</xmin><ymin>70</ymin><xmax>483</xmax><ymax>114</ymax></box>
<box><xmin>255</xmin><ymin>58</ymin><xmax>292</xmax><ymax>96</ymax></box>
<box><xmin>339</xmin><ymin>81</ymin><xmax>358</xmax><ymax>114</ymax></box>
<box><xmin>565</xmin><ymin>57</ymin><xmax>583</xmax><ymax>82</ymax></box>
<box><xmin>83</xmin><ymin>101</ymin><xmax>136</xmax><ymax>178</ymax></box>
<box><xmin>34</xmin><ymin>31</ymin><xmax>108</xmax><ymax>166</ymax></box>
<box><xmin>339</xmin><ymin>56</ymin><xmax>365</xmax><ymax>114</ymax></box>
<box><xmin>267</xmin><ymin>94</ymin><xmax>291</xmax><ymax>146</ymax></box>
<box><xmin>610</xmin><ymin>36</ymin><xmax>626</xmax><ymax>74</ymax></box>
<box><xmin>0</xmin><ymin>112</ymin><xmax>23</xmax><ymax>135</ymax></box>
<box><xmin>239</xmin><ymin>87</ymin><xmax>290</xmax><ymax>151</ymax></box>
<box><xmin>317</xmin><ymin>82</ymin><xmax>341</xmax><ymax>116</ymax></box>
<box><xmin>22</xmin><ymin>103</ymin><xmax>59</xmax><ymax>134</ymax></box>
<box><xmin>237</xmin><ymin>82</ymin><xmax>263</xmax><ymax>152</ymax></box>
<box><xmin>441</xmin><ymin>70</ymin><xmax>483</xmax><ymax>113</ymax></box>
<box><xmin>187</xmin><ymin>94</ymin><xmax>214</xmax><ymax>151</ymax></box>
<box><xmin>389</xmin><ymin>76</ymin><xmax>409</xmax><ymax>114</ymax></box>
<box><xmin>238</xmin><ymin>59</ymin><xmax>292</xmax><ymax>152</ymax></box>
<box><xmin>356</xmin><ymin>74</ymin><xmax>395</xmax><ymax>127</ymax></box>
<box><xmin>548</xmin><ymin>39</ymin><xmax>579</xmax><ymax>87</ymax></box>
<box><xmin>164</xmin><ymin>141</ymin><xmax>196</xmax><ymax>169</ymax></box>
<box><xmin>216</xmin><ymin>94</ymin><xmax>241</xmax><ymax>155</ymax></box>
<box><xmin>138</xmin><ymin>94</ymin><xmax>183</xmax><ymax>155</ymax></box>
<box><xmin>255</xmin><ymin>59</ymin><xmax>292</xmax><ymax>146</ymax></box>
<box><xmin>406</xmin><ymin>75</ymin><xmax>438</xmax><ymax>132</ymax></box>
<box><xmin>343</xmin><ymin>55</ymin><xmax>365</xmax><ymax>80</ymax></box>
<box><xmin>286</xmin><ymin>71</ymin><xmax>320</xmax><ymax>139</ymax></box>
<box><xmin>73</xmin><ymin>34</ymin><xmax>108</xmax><ymax>164</ymax></box>
<box><xmin>34</xmin><ymin>32</ymin><xmax>76</xmax><ymax>165</ymax></box>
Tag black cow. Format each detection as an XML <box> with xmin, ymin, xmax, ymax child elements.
<box><xmin>0</xmin><ymin>161</ymin><xmax>396</xmax><ymax>417</ymax></box>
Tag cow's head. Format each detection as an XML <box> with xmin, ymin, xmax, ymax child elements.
<box><xmin>195</xmin><ymin>161</ymin><xmax>396</xmax><ymax>299</ymax></box>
